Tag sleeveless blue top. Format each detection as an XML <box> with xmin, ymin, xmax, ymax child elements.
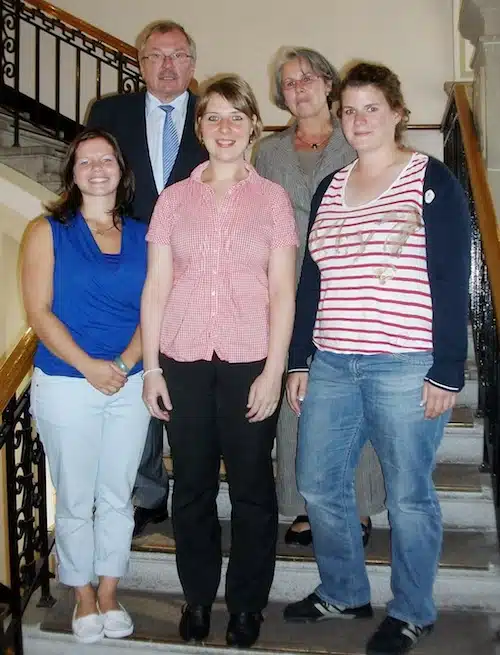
<box><xmin>34</xmin><ymin>213</ymin><xmax>147</xmax><ymax>377</ymax></box>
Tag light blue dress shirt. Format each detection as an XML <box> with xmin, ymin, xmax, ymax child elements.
<box><xmin>145</xmin><ymin>90</ymin><xmax>189</xmax><ymax>193</ymax></box>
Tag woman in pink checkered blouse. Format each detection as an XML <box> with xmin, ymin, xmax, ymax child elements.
<box><xmin>141</xmin><ymin>74</ymin><xmax>298</xmax><ymax>649</ymax></box>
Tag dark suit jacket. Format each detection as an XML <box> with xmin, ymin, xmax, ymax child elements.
<box><xmin>87</xmin><ymin>90</ymin><xmax>207</xmax><ymax>222</ymax></box>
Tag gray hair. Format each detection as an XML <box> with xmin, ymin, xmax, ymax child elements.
<box><xmin>270</xmin><ymin>46</ymin><xmax>341</xmax><ymax>111</ymax></box>
<box><xmin>136</xmin><ymin>20</ymin><xmax>197</xmax><ymax>61</ymax></box>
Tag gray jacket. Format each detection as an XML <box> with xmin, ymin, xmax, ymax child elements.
<box><xmin>253</xmin><ymin>121</ymin><xmax>356</xmax><ymax>278</ymax></box>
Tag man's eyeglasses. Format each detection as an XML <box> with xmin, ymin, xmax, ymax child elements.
<box><xmin>282</xmin><ymin>73</ymin><xmax>320</xmax><ymax>91</ymax></box>
<box><xmin>141</xmin><ymin>51</ymin><xmax>193</xmax><ymax>66</ymax></box>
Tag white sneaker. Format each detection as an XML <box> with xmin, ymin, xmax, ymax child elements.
<box><xmin>103</xmin><ymin>603</ymin><xmax>134</xmax><ymax>639</ymax></box>
<box><xmin>72</xmin><ymin>604</ymin><xmax>104</xmax><ymax>643</ymax></box>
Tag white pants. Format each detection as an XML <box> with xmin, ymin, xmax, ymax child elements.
<box><xmin>30</xmin><ymin>368</ymin><xmax>149</xmax><ymax>587</ymax></box>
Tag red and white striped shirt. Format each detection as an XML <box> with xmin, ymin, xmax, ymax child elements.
<box><xmin>310</xmin><ymin>152</ymin><xmax>433</xmax><ymax>355</ymax></box>
<box><xmin>147</xmin><ymin>162</ymin><xmax>298</xmax><ymax>363</ymax></box>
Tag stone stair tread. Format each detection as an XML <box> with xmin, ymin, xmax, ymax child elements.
<box><xmin>434</xmin><ymin>462</ymin><xmax>481</xmax><ymax>492</ymax></box>
<box><xmin>0</xmin><ymin>144</ymin><xmax>65</xmax><ymax>156</ymax></box>
<box><xmin>39</xmin><ymin>586</ymin><xmax>496</xmax><ymax>654</ymax></box>
<box><xmin>161</xmin><ymin>459</ymin><xmax>482</xmax><ymax>494</ymax></box>
<box><xmin>132</xmin><ymin>520</ymin><xmax>492</xmax><ymax>570</ymax></box>
<box><xmin>449</xmin><ymin>404</ymin><xmax>474</xmax><ymax>427</ymax></box>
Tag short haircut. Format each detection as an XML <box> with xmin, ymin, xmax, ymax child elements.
<box><xmin>195</xmin><ymin>74</ymin><xmax>263</xmax><ymax>143</ymax></box>
<box><xmin>136</xmin><ymin>20</ymin><xmax>196</xmax><ymax>61</ymax></box>
<box><xmin>46</xmin><ymin>128</ymin><xmax>135</xmax><ymax>224</ymax></box>
<box><xmin>270</xmin><ymin>46</ymin><xmax>341</xmax><ymax>111</ymax></box>
<box><xmin>338</xmin><ymin>62</ymin><xmax>411</xmax><ymax>143</ymax></box>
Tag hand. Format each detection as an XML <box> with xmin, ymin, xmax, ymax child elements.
<box><xmin>82</xmin><ymin>359</ymin><xmax>127</xmax><ymax>395</ymax></box>
<box><xmin>142</xmin><ymin>370</ymin><xmax>172</xmax><ymax>421</ymax></box>
<box><xmin>421</xmin><ymin>381</ymin><xmax>457</xmax><ymax>419</ymax></box>
<box><xmin>286</xmin><ymin>372</ymin><xmax>309</xmax><ymax>416</ymax></box>
<box><xmin>246</xmin><ymin>369</ymin><xmax>283</xmax><ymax>423</ymax></box>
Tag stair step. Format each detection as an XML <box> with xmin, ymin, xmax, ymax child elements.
<box><xmin>132</xmin><ymin>520</ymin><xmax>493</xmax><ymax>571</ymax></box>
<box><xmin>162</xmin><ymin>458</ymin><xmax>484</xmax><ymax>489</ymax></box>
<box><xmin>33</xmin><ymin>586</ymin><xmax>497</xmax><ymax>655</ymax></box>
<box><xmin>434</xmin><ymin>462</ymin><xmax>481</xmax><ymax>492</ymax></box>
<box><xmin>0</xmin><ymin>145</ymin><xmax>64</xmax><ymax>178</ymax></box>
<box><xmin>450</xmin><ymin>404</ymin><xmax>475</xmax><ymax>427</ymax></box>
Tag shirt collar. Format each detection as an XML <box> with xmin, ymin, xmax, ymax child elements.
<box><xmin>145</xmin><ymin>89</ymin><xmax>189</xmax><ymax>117</ymax></box>
<box><xmin>190</xmin><ymin>160</ymin><xmax>260</xmax><ymax>186</ymax></box>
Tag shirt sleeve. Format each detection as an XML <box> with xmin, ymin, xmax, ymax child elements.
<box><xmin>271</xmin><ymin>184</ymin><xmax>299</xmax><ymax>249</ymax></box>
<box><xmin>422</xmin><ymin>158</ymin><xmax>471</xmax><ymax>391</ymax></box>
<box><xmin>288</xmin><ymin>173</ymin><xmax>335</xmax><ymax>371</ymax></box>
<box><xmin>146</xmin><ymin>187</ymin><xmax>176</xmax><ymax>246</ymax></box>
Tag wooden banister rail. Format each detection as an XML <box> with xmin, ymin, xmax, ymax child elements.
<box><xmin>0</xmin><ymin>329</ymin><xmax>36</xmax><ymax>415</ymax></box>
<box><xmin>453</xmin><ymin>83</ymin><xmax>500</xmax><ymax>334</ymax></box>
<box><xmin>23</xmin><ymin>0</ymin><xmax>137</xmax><ymax>60</ymax></box>
<box><xmin>263</xmin><ymin>123</ymin><xmax>440</xmax><ymax>133</ymax></box>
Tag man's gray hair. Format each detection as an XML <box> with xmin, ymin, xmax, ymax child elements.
<box><xmin>136</xmin><ymin>20</ymin><xmax>197</xmax><ymax>61</ymax></box>
<box><xmin>271</xmin><ymin>46</ymin><xmax>341</xmax><ymax>111</ymax></box>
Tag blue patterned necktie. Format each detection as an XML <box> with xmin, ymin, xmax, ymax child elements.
<box><xmin>160</xmin><ymin>104</ymin><xmax>179</xmax><ymax>187</ymax></box>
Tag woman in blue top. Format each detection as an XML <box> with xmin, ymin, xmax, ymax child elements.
<box><xmin>22</xmin><ymin>128</ymin><xmax>150</xmax><ymax>644</ymax></box>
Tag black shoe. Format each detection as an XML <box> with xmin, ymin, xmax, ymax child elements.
<box><xmin>284</xmin><ymin>515</ymin><xmax>312</xmax><ymax>546</ymax></box>
<box><xmin>362</xmin><ymin>517</ymin><xmax>372</xmax><ymax>548</ymax></box>
<box><xmin>284</xmin><ymin>592</ymin><xmax>373</xmax><ymax>623</ymax></box>
<box><xmin>132</xmin><ymin>502</ymin><xmax>169</xmax><ymax>538</ymax></box>
<box><xmin>226</xmin><ymin>611</ymin><xmax>263</xmax><ymax>648</ymax></box>
<box><xmin>366</xmin><ymin>616</ymin><xmax>434</xmax><ymax>654</ymax></box>
<box><xmin>179</xmin><ymin>604</ymin><xmax>211</xmax><ymax>642</ymax></box>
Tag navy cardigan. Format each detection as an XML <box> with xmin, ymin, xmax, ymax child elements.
<box><xmin>288</xmin><ymin>156</ymin><xmax>471</xmax><ymax>392</ymax></box>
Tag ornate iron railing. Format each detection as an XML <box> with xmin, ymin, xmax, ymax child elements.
<box><xmin>442</xmin><ymin>83</ymin><xmax>500</xmax><ymax>537</ymax></box>
<box><xmin>0</xmin><ymin>0</ymin><xmax>142</xmax><ymax>145</ymax></box>
<box><xmin>0</xmin><ymin>329</ymin><xmax>54</xmax><ymax>655</ymax></box>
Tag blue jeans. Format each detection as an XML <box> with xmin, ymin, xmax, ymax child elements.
<box><xmin>297</xmin><ymin>350</ymin><xmax>450</xmax><ymax>626</ymax></box>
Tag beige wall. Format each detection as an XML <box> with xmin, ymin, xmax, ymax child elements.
<box><xmin>0</xmin><ymin>166</ymin><xmax>57</xmax><ymax>584</ymax></box>
<box><xmin>50</xmin><ymin>0</ymin><xmax>454</xmax><ymax>126</ymax></box>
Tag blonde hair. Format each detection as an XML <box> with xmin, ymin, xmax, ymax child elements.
<box><xmin>195</xmin><ymin>75</ymin><xmax>263</xmax><ymax>143</ymax></box>
<box><xmin>136</xmin><ymin>20</ymin><xmax>196</xmax><ymax>60</ymax></box>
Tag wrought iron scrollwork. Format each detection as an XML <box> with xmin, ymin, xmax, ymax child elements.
<box><xmin>443</xmin><ymin>95</ymin><xmax>500</xmax><ymax>536</ymax></box>
<box><xmin>0</xmin><ymin>385</ymin><xmax>55</xmax><ymax>655</ymax></box>
<box><xmin>1</xmin><ymin>0</ymin><xmax>143</xmax><ymax>146</ymax></box>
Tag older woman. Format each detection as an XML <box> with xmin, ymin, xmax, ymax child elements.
<box><xmin>254</xmin><ymin>47</ymin><xmax>385</xmax><ymax>546</ymax></box>
<box><xmin>284</xmin><ymin>63</ymin><xmax>470</xmax><ymax>655</ymax></box>
<box><xmin>141</xmin><ymin>74</ymin><xmax>297</xmax><ymax>649</ymax></box>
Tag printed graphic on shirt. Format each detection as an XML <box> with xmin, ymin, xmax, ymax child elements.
<box><xmin>310</xmin><ymin>152</ymin><xmax>433</xmax><ymax>355</ymax></box>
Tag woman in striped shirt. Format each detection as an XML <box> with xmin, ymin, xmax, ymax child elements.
<box><xmin>283</xmin><ymin>63</ymin><xmax>470</xmax><ymax>655</ymax></box>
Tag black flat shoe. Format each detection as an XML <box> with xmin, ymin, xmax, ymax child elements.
<box><xmin>362</xmin><ymin>517</ymin><xmax>372</xmax><ymax>548</ymax></box>
<box><xmin>284</xmin><ymin>514</ymin><xmax>312</xmax><ymax>546</ymax></box>
<box><xmin>179</xmin><ymin>604</ymin><xmax>211</xmax><ymax>642</ymax></box>
<box><xmin>133</xmin><ymin>501</ymin><xmax>169</xmax><ymax>538</ymax></box>
<box><xmin>226</xmin><ymin>611</ymin><xmax>263</xmax><ymax>648</ymax></box>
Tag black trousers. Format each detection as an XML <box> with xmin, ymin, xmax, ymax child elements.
<box><xmin>161</xmin><ymin>354</ymin><xmax>278</xmax><ymax>613</ymax></box>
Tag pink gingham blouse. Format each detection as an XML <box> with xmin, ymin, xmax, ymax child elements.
<box><xmin>147</xmin><ymin>162</ymin><xmax>298</xmax><ymax>363</ymax></box>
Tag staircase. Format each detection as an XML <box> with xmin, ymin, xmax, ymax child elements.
<box><xmin>17</xmin><ymin>328</ymin><xmax>500</xmax><ymax>655</ymax></box>
<box><xmin>1</xmin><ymin>2</ymin><xmax>499</xmax><ymax>653</ymax></box>
<box><xmin>0</xmin><ymin>108</ymin><xmax>65</xmax><ymax>192</ymax></box>
<box><xmin>1</xmin><ymin>80</ymin><xmax>499</xmax><ymax>655</ymax></box>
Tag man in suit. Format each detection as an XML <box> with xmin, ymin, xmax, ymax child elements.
<box><xmin>87</xmin><ymin>20</ymin><xmax>207</xmax><ymax>537</ymax></box>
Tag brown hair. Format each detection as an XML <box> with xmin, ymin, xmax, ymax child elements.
<box><xmin>338</xmin><ymin>62</ymin><xmax>411</xmax><ymax>142</ymax></box>
<box><xmin>195</xmin><ymin>74</ymin><xmax>263</xmax><ymax>143</ymax></box>
<box><xmin>136</xmin><ymin>20</ymin><xmax>196</xmax><ymax>60</ymax></box>
<box><xmin>46</xmin><ymin>128</ymin><xmax>135</xmax><ymax>224</ymax></box>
